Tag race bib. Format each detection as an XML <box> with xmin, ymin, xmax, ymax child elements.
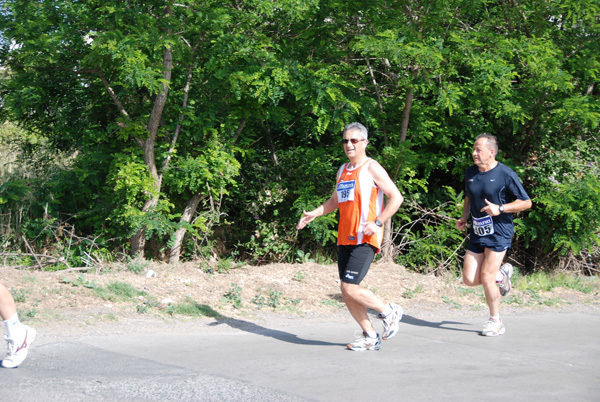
<box><xmin>337</xmin><ymin>181</ymin><xmax>356</xmax><ymax>203</ymax></box>
<box><xmin>473</xmin><ymin>215</ymin><xmax>494</xmax><ymax>236</ymax></box>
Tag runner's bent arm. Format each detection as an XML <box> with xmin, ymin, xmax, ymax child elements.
<box><xmin>481</xmin><ymin>198</ymin><xmax>532</xmax><ymax>216</ymax></box>
<box><xmin>367</xmin><ymin>161</ymin><xmax>403</xmax><ymax>225</ymax></box>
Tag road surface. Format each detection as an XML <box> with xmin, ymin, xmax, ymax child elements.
<box><xmin>3</xmin><ymin>311</ymin><xmax>599</xmax><ymax>401</ymax></box>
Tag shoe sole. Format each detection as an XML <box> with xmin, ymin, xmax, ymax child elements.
<box><xmin>382</xmin><ymin>327</ymin><xmax>399</xmax><ymax>340</ymax></box>
<box><xmin>347</xmin><ymin>344</ymin><xmax>382</xmax><ymax>351</ymax></box>
<box><xmin>499</xmin><ymin>281</ymin><xmax>511</xmax><ymax>296</ymax></box>
<box><xmin>481</xmin><ymin>327</ymin><xmax>506</xmax><ymax>337</ymax></box>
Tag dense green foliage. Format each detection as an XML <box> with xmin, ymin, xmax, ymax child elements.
<box><xmin>1</xmin><ymin>0</ymin><xmax>598</xmax><ymax>273</ymax></box>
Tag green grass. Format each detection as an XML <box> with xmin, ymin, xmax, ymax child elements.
<box><xmin>20</xmin><ymin>275</ymin><xmax>39</xmax><ymax>284</ymax></box>
<box><xmin>221</xmin><ymin>283</ymin><xmax>243</xmax><ymax>309</ymax></box>
<box><xmin>61</xmin><ymin>275</ymin><xmax>98</xmax><ymax>289</ymax></box>
<box><xmin>168</xmin><ymin>298</ymin><xmax>221</xmax><ymax>318</ymax></box>
<box><xmin>252</xmin><ymin>287</ymin><xmax>283</xmax><ymax>308</ymax></box>
<box><xmin>94</xmin><ymin>281</ymin><xmax>147</xmax><ymax>302</ymax></box>
<box><xmin>252</xmin><ymin>287</ymin><xmax>301</xmax><ymax>311</ymax></box>
<box><xmin>442</xmin><ymin>296</ymin><xmax>461</xmax><ymax>309</ymax></box>
<box><xmin>520</xmin><ymin>289</ymin><xmax>563</xmax><ymax>307</ymax></box>
<box><xmin>135</xmin><ymin>295</ymin><xmax>221</xmax><ymax>318</ymax></box>
<box><xmin>446</xmin><ymin>270</ymin><xmax>599</xmax><ymax>309</ymax></box>
<box><xmin>292</xmin><ymin>271</ymin><xmax>307</xmax><ymax>282</ymax></box>
<box><xmin>500</xmin><ymin>269</ymin><xmax>600</xmax><ymax>307</ymax></box>
<box><xmin>214</xmin><ymin>258</ymin><xmax>245</xmax><ymax>274</ymax></box>
<box><xmin>514</xmin><ymin>271</ymin><xmax>600</xmax><ymax>294</ymax></box>
<box><xmin>503</xmin><ymin>294</ymin><xmax>526</xmax><ymax>305</ymax></box>
<box><xmin>402</xmin><ymin>285</ymin><xmax>424</xmax><ymax>299</ymax></box>
<box><xmin>455</xmin><ymin>286</ymin><xmax>480</xmax><ymax>296</ymax></box>
<box><xmin>320</xmin><ymin>298</ymin><xmax>345</xmax><ymax>309</ymax></box>
<box><xmin>21</xmin><ymin>308</ymin><xmax>37</xmax><ymax>319</ymax></box>
<box><xmin>125</xmin><ymin>256</ymin><xmax>150</xmax><ymax>274</ymax></box>
<box><xmin>10</xmin><ymin>288</ymin><xmax>29</xmax><ymax>303</ymax></box>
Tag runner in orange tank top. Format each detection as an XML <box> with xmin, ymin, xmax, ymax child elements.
<box><xmin>336</xmin><ymin>158</ymin><xmax>384</xmax><ymax>251</ymax></box>
<box><xmin>296</xmin><ymin>122</ymin><xmax>405</xmax><ymax>351</ymax></box>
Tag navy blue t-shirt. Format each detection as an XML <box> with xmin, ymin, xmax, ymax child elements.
<box><xmin>465</xmin><ymin>162</ymin><xmax>530</xmax><ymax>245</ymax></box>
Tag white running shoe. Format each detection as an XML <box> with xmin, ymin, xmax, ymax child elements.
<box><xmin>347</xmin><ymin>331</ymin><xmax>381</xmax><ymax>351</ymax></box>
<box><xmin>2</xmin><ymin>326</ymin><xmax>37</xmax><ymax>368</ymax></box>
<box><xmin>380</xmin><ymin>303</ymin><xmax>403</xmax><ymax>340</ymax></box>
<box><xmin>498</xmin><ymin>263</ymin><xmax>514</xmax><ymax>296</ymax></box>
<box><xmin>481</xmin><ymin>318</ymin><xmax>505</xmax><ymax>337</ymax></box>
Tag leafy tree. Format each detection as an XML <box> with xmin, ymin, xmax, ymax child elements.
<box><xmin>0</xmin><ymin>1</ymin><xmax>311</xmax><ymax>260</ymax></box>
<box><xmin>1</xmin><ymin>0</ymin><xmax>599</xmax><ymax>272</ymax></box>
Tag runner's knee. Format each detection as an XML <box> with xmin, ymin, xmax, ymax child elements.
<box><xmin>340</xmin><ymin>282</ymin><xmax>359</xmax><ymax>298</ymax></box>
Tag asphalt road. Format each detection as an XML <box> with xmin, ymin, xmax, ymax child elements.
<box><xmin>3</xmin><ymin>311</ymin><xmax>600</xmax><ymax>401</ymax></box>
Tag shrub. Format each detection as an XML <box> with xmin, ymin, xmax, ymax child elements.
<box><xmin>522</xmin><ymin>142</ymin><xmax>600</xmax><ymax>270</ymax></box>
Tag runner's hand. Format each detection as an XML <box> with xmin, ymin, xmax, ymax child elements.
<box><xmin>363</xmin><ymin>221</ymin><xmax>379</xmax><ymax>236</ymax></box>
<box><xmin>481</xmin><ymin>199</ymin><xmax>500</xmax><ymax>216</ymax></box>
<box><xmin>296</xmin><ymin>210</ymin><xmax>318</xmax><ymax>230</ymax></box>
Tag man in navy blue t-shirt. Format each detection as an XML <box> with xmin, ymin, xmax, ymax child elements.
<box><xmin>456</xmin><ymin>133</ymin><xmax>532</xmax><ymax>337</ymax></box>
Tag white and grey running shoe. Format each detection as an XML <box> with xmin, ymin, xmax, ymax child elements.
<box><xmin>2</xmin><ymin>326</ymin><xmax>36</xmax><ymax>369</ymax></box>
<box><xmin>481</xmin><ymin>318</ymin><xmax>505</xmax><ymax>337</ymax></box>
<box><xmin>347</xmin><ymin>331</ymin><xmax>381</xmax><ymax>351</ymax></box>
<box><xmin>381</xmin><ymin>303</ymin><xmax>403</xmax><ymax>340</ymax></box>
<box><xmin>498</xmin><ymin>263</ymin><xmax>514</xmax><ymax>296</ymax></box>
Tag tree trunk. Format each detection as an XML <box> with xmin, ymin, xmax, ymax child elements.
<box><xmin>168</xmin><ymin>191</ymin><xmax>206</xmax><ymax>264</ymax></box>
<box><xmin>129</xmin><ymin>197</ymin><xmax>160</xmax><ymax>257</ymax></box>
<box><xmin>381</xmin><ymin>66</ymin><xmax>418</xmax><ymax>262</ymax></box>
<box><xmin>264</xmin><ymin>124</ymin><xmax>282</xmax><ymax>182</ymax></box>
<box><xmin>129</xmin><ymin>230</ymin><xmax>147</xmax><ymax>258</ymax></box>
<box><xmin>400</xmin><ymin>66</ymin><xmax>418</xmax><ymax>143</ymax></box>
<box><xmin>130</xmin><ymin>43</ymin><xmax>173</xmax><ymax>256</ymax></box>
<box><xmin>381</xmin><ymin>214</ymin><xmax>394</xmax><ymax>263</ymax></box>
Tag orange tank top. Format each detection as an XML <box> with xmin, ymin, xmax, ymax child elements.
<box><xmin>336</xmin><ymin>158</ymin><xmax>384</xmax><ymax>251</ymax></box>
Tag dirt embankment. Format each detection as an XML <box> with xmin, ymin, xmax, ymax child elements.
<box><xmin>2</xmin><ymin>261</ymin><xmax>599</xmax><ymax>337</ymax></box>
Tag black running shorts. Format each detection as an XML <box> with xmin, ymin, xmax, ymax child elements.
<box><xmin>338</xmin><ymin>244</ymin><xmax>376</xmax><ymax>285</ymax></box>
<box><xmin>467</xmin><ymin>239</ymin><xmax>511</xmax><ymax>254</ymax></box>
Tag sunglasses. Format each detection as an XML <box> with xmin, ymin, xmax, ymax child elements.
<box><xmin>341</xmin><ymin>138</ymin><xmax>367</xmax><ymax>144</ymax></box>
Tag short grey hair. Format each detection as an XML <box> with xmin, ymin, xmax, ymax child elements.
<box><xmin>343</xmin><ymin>122</ymin><xmax>368</xmax><ymax>140</ymax></box>
<box><xmin>476</xmin><ymin>133</ymin><xmax>498</xmax><ymax>154</ymax></box>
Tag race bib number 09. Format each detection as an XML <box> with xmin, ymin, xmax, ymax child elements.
<box><xmin>337</xmin><ymin>181</ymin><xmax>356</xmax><ymax>203</ymax></box>
<box><xmin>473</xmin><ymin>215</ymin><xmax>494</xmax><ymax>236</ymax></box>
